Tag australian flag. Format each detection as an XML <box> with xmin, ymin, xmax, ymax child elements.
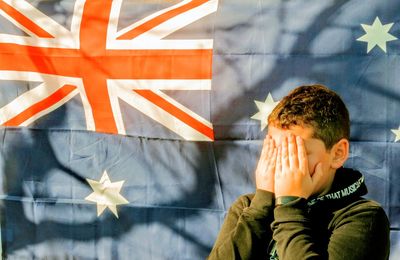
<box><xmin>0</xmin><ymin>0</ymin><xmax>399</xmax><ymax>259</ymax></box>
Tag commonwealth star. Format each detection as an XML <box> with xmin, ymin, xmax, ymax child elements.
<box><xmin>357</xmin><ymin>17</ymin><xmax>397</xmax><ymax>53</ymax></box>
<box><xmin>251</xmin><ymin>93</ymin><xmax>279</xmax><ymax>131</ymax></box>
<box><xmin>391</xmin><ymin>126</ymin><xmax>400</xmax><ymax>142</ymax></box>
<box><xmin>85</xmin><ymin>171</ymin><xmax>129</xmax><ymax>218</ymax></box>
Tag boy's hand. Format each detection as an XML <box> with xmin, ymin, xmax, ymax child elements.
<box><xmin>255</xmin><ymin>135</ymin><xmax>277</xmax><ymax>193</ymax></box>
<box><xmin>274</xmin><ymin>134</ymin><xmax>324</xmax><ymax>199</ymax></box>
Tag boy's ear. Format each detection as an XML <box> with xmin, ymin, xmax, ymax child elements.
<box><xmin>330</xmin><ymin>138</ymin><xmax>349</xmax><ymax>169</ymax></box>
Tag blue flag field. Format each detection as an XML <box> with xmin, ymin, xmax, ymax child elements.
<box><xmin>0</xmin><ymin>0</ymin><xmax>399</xmax><ymax>259</ymax></box>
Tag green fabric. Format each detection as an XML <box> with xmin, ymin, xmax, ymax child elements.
<box><xmin>208</xmin><ymin>190</ymin><xmax>275</xmax><ymax>259</ymax></box>
<box><xmin>208</xmin><ymin>169</ymin><xmax>390</xmax><ymax>260</ymax></box>
<box><xmin>275</xmin><ymin>196</ymin><xmax>299</xmax><ymax>206</ymax></box>
<box><xmin>272</xmin><ymin>198</ymin><xmax>390</xmax><ymax>259</ymax></box>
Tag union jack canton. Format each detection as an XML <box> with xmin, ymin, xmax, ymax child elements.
<box><xmin>0</xmin><ymin>0</ymin><xmax>218</xmax><ymax>141</ymax></box>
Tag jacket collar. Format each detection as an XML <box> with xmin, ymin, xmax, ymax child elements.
<box><xmin>308</xmin><ymin>167</ymin><xmax>368</xmax><ymax>206</ymax></box>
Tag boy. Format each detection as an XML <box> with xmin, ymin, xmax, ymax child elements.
<box><xmin>208</xmin><ymin>85</ymin><xmax>390</xmax><ymax>259</ymax></box>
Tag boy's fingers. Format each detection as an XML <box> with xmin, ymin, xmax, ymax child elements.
<box><xmin>297</xmin><ymin>136</ymin><xmax>309</xmax><ymax>174</ymax></box>
<box><xmin>266</xmin><ymin>137</ymin><xmax>275</xmax><ymax>159</ymax></box>
<box><xmin>281</xmin><ymin>136</ymin><xmax>290</xmax><ymax>172</ymax></box>
<box><xmin>288</xmin><ymin>134</ymin><xmax>299</xmax><ymax>169</ymax></box>
<box><xmin>268</xmin><ymin>147</ymin><xmax>277</xmax><ymax>173</ymax></box>
<box><xmin>276</xmin><ymin>147</ymin><xmax>282</xmax><ymax>174</ymax></box>
<box><xmin>260</xmin><ymin>136</ymin><xmax>270</xmax><ymax>159</ymax></box>
<box><xmin>264</xmin><ymin>141</ymin><xmax>273</xmax><ymax>169</ymax></box>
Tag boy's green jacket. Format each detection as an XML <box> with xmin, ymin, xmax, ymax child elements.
<box><xmin>208</xmin><ymin>168</ymin><xmax>390</xmax><ymax>259</ymax></box>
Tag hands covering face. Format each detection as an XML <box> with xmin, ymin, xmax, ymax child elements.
<box><xmin>255</xmin><ymin>134</ymin><xmax>324</xmax><ymax>199</ymax></box>
<box><xmin>255</xmin><ymin>135</ymin><xmax>277</xmax><ymax>193</ymax></box>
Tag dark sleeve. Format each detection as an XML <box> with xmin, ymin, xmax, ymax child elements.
<box><xmin>327</xmin><ymin>203</ymin><xmax>390</xmax><ymax>260</ymax></box>
<box><xmin>271</xmin><ymin>199</ymin><xmax>390</xmax><ymax>260</ymax></box>
<box><xmin>208</xmin><ymin>189</ymin><xmax>275</xmax><ymax>260</ymax></box>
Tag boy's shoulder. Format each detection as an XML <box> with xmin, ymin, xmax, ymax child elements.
<box><xmin>335</xmin><ymin>197</ymin><xmax>383</xmax><ymax>212</ymax></box>
<box><xmin>331</xmin><ymin>197</ymin><xmax>388</xmax><ymax>224</ymax></box>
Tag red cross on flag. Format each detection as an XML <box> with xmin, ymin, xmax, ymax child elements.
<box><xmin>0</xmin><ymin>0</ymin><xmax>217</xmax><ymax>141</ymax></box>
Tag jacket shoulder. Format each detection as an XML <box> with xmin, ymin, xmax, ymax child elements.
<box><xmin>332</xmin><ymin>198</ymin><xmax>389</xmax><ymax>225</ymax></box>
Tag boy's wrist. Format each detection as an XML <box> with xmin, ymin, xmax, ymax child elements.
<box><xmin>275</xmin><ymin>196</ymin><xmax>300</xmax><ymax>206</ymax></box>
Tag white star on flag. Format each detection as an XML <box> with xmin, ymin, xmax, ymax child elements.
<box><xmin>85</xmin><ymin>171</ymin><xmax>129</xmax><ymax>218</ymax></box>
<box><xmin>251</xmin><ymin>93</ymin><xmax>279</xmax><ymax>131</ymax></box>
<box><xmin>357</xmin><ymin>17</ymin><xmax>397</xmax><ymax>53</ymax></box>
<box><xmin>391</xmin><ymin>126</ymin><xmax>400</xmax><ymax>142</ymax></box>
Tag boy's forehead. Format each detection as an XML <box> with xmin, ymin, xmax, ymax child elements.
<box><xmin>267</xmin><ymin>125</ymin><xmax>314</xmax><ymax>143</ymax></box>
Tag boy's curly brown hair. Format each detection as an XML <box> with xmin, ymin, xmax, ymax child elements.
<box><xmin>268</xmin><ymin>84</ymin><xmax>350</xmax><ymax>150</ymax></box>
